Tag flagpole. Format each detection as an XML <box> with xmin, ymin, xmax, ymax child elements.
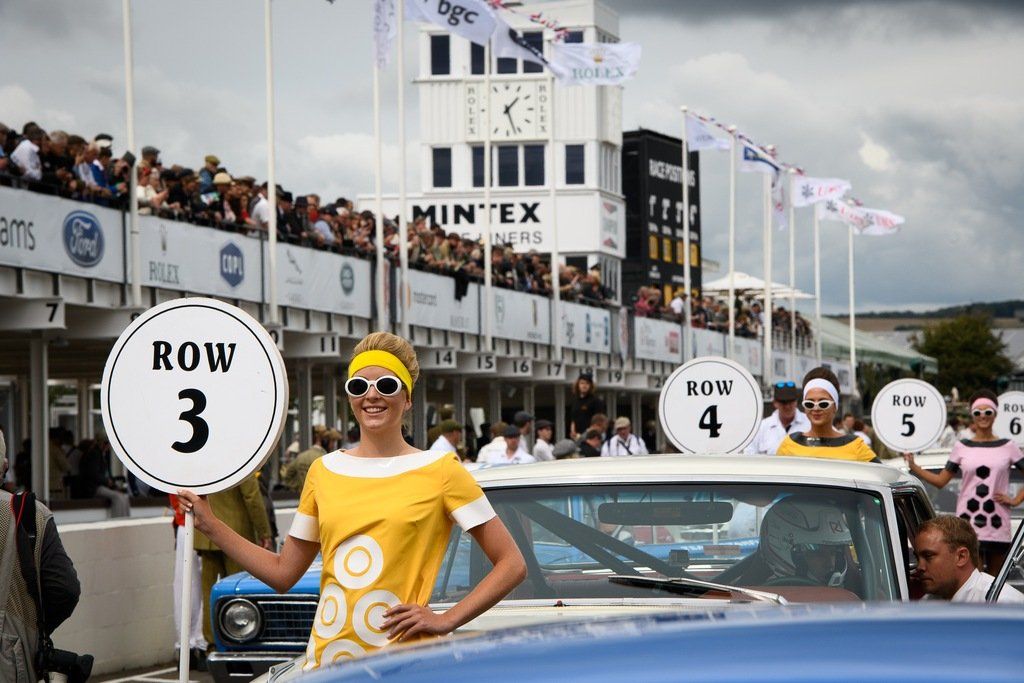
<box><xmin>680</xmin><ymin>107</ymin><xmax>692</xmax><ymax>361</ymax></box>
<box><xmin>122</xmin><ymin>0</ymin><xmax>140</xmax><ymax>309</ymax></box>
<box><xmin>813</xmin><ymin>206</ymin><xmax>822</xmax><ymax>363</ymax></box>
<box><xmin>727</xmin><ymin>126</ymin><xmax>737</xmax><ymax>360</ymax></box>
<box><xmin>397</xmin><ymin>0</ymin><xmax>409</xmax><ymax>339</ymax></box>
<box><xmin>762</xmin><ymin>166</ymin><xmax>773</xmax><ymax>390</ymax></box>
<box><xmin>373</xmin><ymin>60</ymin><xmax>386</xmax><ymax>331</ymax></box>
<box><xmin>264</xmin><ymin>0</ymin><xmax>279</xmax><ymax>326</ymax></box>
<box><xmin>483</xmin><ymin>41</ymin><xmax>493</xmax><ymax>350</ymax></box>
<box><xmin>848</xmin><ymin>223</ymin><xmax>858</xmax><ymax>400</ymax></box>
<box><xmin>788</xmin><ymin>168</ymin><xmax>796</xmax><ymax>374</ymax></box>
<box><xmin>547</xmin><ymin>35</ymin><xmax>561</xmax><ymax>357</ymax></box>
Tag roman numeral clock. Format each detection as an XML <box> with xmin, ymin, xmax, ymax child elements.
<box><xmin>465</xmin><ymin>81</ymin><xmax>551</xmax><ymax>141</ymax></box>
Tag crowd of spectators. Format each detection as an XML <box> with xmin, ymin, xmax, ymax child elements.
<box><xmin>1</xmin><ymin>120</ymin><xmax>613</xmax><ymax>303</ymax></box>
<box><xmin>633</xmin><ymin>286</ymin><xmax>814</xmax><ymax>349</ymax></box>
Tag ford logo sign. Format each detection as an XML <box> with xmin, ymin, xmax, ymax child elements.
<box><xmin>220</xmin><ymin>242</ymin><xmax>245</xmax><ymax>288</ymax></box>
<box><xmin>340</xmin><ymin>263</ymin><xmax>355</xmax><ymax>295</ymax></box>
<box><xmin>62</xmin><ymin>210</ymin><xmax>105</xmax><ymax>268</ymax></box>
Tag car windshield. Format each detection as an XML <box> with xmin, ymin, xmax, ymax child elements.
<box><xmin>432</xmin><ymin>483</ymin><xmax>899</xmax><ymax>603</ymax></box>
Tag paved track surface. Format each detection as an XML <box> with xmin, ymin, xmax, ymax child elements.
<box><xmin>93</xmin><ymin>664</ymin><xmax>214</xmax><ymax>683</ymax></box>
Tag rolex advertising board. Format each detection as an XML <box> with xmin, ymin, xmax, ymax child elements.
<box><xmin>621</xmin><ymin>130</ymin><xmax>702</xmax><ymax>301</ymax></box>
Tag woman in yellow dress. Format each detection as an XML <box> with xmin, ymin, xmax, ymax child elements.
<box><xmin>179</xmin><ymin>332</ymin><xmax>526</xmax><ymax>670</ymax></box>
<box><xmin>776</xmin><ymin>367</ymin><xmax>878</xmax><ymax>462</ymax></box>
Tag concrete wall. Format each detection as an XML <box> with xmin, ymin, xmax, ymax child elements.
<box><xmin>52</xmin><ymin>509</ymin><xmax>297</xmax><ymax>675</ymax></box>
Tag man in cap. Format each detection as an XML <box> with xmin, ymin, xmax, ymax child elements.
<box><xmin>744</xmin><ymin>381</ymin><xmax>810</xmax><ymax>455</ymax></box>
<box><xmin>429</xmin><ymin>419</ymin><xmax>462</xmax><ymax>455</ymax></box>
<box><xmin>514</xmin><ymin>410</ymin><xmax>535</xmax><ymax>450</ymax></box>
<box><xmin>601</xmin><ymin>417</ymin><xmax>649</xmax><ymax>457</ymax></box>
<box><xmin>198</xmin><ymin>154</ymin><xmax>220</xmax><ymax>193</ymax></box>
<box><xmin>552</xmin><ymin>438</ymin><xmax>579</xmax><ymax>460</ymax></box>
<box><xmin>532</xmin><ymin>419</ymin><xmax>554</xmax><ymax>462</ymax></box>
<box><xmin>478</xmin><ymin>425</ymin><xmax>536</xmax><ymax>466</ymax></box>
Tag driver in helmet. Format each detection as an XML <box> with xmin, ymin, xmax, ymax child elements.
<box><xmin>760</xmin><ymin>496</ymin><xmax>852</xmax><ymax>587</ymax></box>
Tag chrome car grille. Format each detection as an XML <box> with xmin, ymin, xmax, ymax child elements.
<box><xmin>258</xmin><ymin>598</ymin><xmax>318</xmax><ymax>644</ymax></box>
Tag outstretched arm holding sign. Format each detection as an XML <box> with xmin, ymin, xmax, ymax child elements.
<box><xmin>177</xmin><ymin>491</ymin><xmax>319</xmax><ymax>593</ymax></box>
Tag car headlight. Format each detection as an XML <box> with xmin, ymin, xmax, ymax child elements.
<box><xmin>219</xmin><ymin>598</ymin><xmax>262</xmax><ymax>643</ymax></box>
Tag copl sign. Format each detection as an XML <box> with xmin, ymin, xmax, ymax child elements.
<box><xmin>220</xmin><ymin>242</ymin><xmax>244</xmax><ymax>288</ymax></box>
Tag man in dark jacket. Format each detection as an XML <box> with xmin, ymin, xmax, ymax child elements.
<box><xmin>1</xmin><ymin>432</ymin><xmax>81</xmax><ymax>683</ymax></box>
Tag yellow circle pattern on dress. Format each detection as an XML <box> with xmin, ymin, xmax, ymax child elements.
<box><xmin>333</xmin><ymin>534</ymin><xmax>384</xmax><ymax>589</ymax></box>
<box><xmin>312</xmin><ymin>583</ymin><xmax>347</xmax><ymax>641</ymax></box>
<box><xmin>353</xmin><ymin>589</ymin><xmax>401</xmax><ymax>648</ymax></box>
<box><xmin>321</xmin><ymin>639</ymin><xmax>367</xmax><ymax>665</ymax></box>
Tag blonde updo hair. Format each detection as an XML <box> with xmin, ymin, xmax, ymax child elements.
<box><xmin>352</xmin><ymin>332</ymin><xmax>420</xmax><ymax>386</ymax></box>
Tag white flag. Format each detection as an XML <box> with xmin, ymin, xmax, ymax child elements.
<box><xmin>549</xmin><ymin>41</ymin><xmax>641</xmax><ymax>86</ymax></box>
<box><xmin>856</xmin><ymin>207</ymin><xmax>904</xmax><ymax>236</ymax></box>
<box><xmin>772</xmin><ymin>174</ymin><xmax>788</xmax><ymax>231</ymax></box>
<box><xmin>491</xmin><ymin>16</ymin><xmax>567</xmax><ymax>78</ymax></box>
<box><xmin>685</xmin><ymin>114</ymin><xmax>730</xmax><ymax>151</ymax></box>
<box><xmin>816</xmin><ymin>200</ymin><xmax>904</xmax><ymax>236</ymax></box>
<box><xmin>737</xmin><ymin>140</ymin><xmax>779</xmax><ymax>175</ymax></box>
<box><xmin>373</xmin><ymin>0</ymin><xmax>397</xmax><ymax>68</ymax></box>
<box><xmin>405</xmin><ymin>0</ymin><xmax>497</xmax><ymax>47</ymax></box>
<box><xmin>790</xmin><ymin>175</ymin><xmax>852</xmax><ymax>208</ymax></box>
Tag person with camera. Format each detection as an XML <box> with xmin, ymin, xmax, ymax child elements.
<box><xmin>1</xmin><ymin>432</ymin><xmax>88</xmax><ymax>683</ymax></box>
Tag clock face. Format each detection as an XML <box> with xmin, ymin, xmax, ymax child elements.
<box><xmin>465</xmin><ymin>80</ymin><xmax>549</xmax><ymax>141</ymax></box>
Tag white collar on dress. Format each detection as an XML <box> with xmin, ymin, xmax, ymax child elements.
<box><xmin>321</xmin><ymin>449</ymin><xmax>451</xmax><ymax>478</ymax></box>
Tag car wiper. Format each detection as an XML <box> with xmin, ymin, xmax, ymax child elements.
<box><xmin>608</xmin><ymin>574</ymin><xmax>788</xmax><ymax>605</ymax></box>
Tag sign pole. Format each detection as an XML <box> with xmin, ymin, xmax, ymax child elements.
<box><xmin>121</xmin><ymin>0</ymin><xmax>141</xmax><ymax>308</ymax></box>
<box><xmin>813</xmin><ymin>206</ymin><xmax>822</xmax><ymax>363</ymax></box>
<box><xmin>178</xmin><ymin>510</ymin><xmax>194</xmax><ymax>683</ymax></box>
<box><xmin>762</xmin><ymin>169</ymin><xmax>773</xmax><ymax>391</ymax></box>
<box><xmin>483</xmin><ymin>40</ymin><xmax>493</xmax><ymax>350</ymax></box>
<box><xmin>680</xmin><ymin>107</ymin><xmax>692</xmax><ymax>362</ymax></box>
<box><xmin>264</xmin><ymin>0</ymin><xmax>279</xmax><ymax>325</ymax></box>
<box><xmin>397</xmin><ymin>0</ymin><xmax>410</xmax><ymax>339</ymax></box>
<box><xmin>373</xmin><ymin>62</ymin><xmax>386</xmax><ymax>332</ymax></box>
<box><xmin>547</xmin><ymin>35</ymin><xmax>561</xmax><ymax>358</ymax></box>
<box><xmin>848</xmin><ymin>222</ymin><xmax>858</xmax><ymax>398</ymax></box>
<box><xmin>788</xmin><ymin>169</ymin><xmax>797</xmax><ymax>375</ymax></box>
<box><xmin>727</xmin><ymin>126</ymin><xmax>737</xmax><ymax>360</ymax></box>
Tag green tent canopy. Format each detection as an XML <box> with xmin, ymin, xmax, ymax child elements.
<box><xmin>815</xmin><ymin>317</ymin><xmax>938</xmax><ymax>374</ymax></box>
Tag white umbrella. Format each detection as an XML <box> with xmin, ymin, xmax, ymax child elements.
<box><xmin>702</xmin><ymin>272</ymin><xmax>814</xmax><ymax>299</ymax></box>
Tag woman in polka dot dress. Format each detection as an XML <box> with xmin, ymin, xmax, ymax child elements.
<box><xmin>180</xmin><ymin>332</ymin><xmax>526</xmax><ymax>670</ymax></box>
<box><xmin>906</xmin><ymin>390</ymin><xmax>1024</xmax><ymax>574</ymax></box>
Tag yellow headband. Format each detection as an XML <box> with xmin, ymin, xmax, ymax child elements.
<box><xmin>347</xmin><ymin>350</ymin><xmax>414</xmax><ymax>396</ymax></box>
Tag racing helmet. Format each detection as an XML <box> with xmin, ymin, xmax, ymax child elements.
<box><xmin>760</xmin><ymin>497</ymin><xmax>852</xmax><ymax>586</ymax></box>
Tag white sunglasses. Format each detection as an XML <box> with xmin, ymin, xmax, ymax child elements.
<box><xmin>344</xmin><ymin>375</ymin><xmax>404</xmax><ymax>397</ymax></box>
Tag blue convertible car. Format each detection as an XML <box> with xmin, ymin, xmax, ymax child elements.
<box><xmin>294</xmin><ymin>604</ymin><xmax>1024</xmax><ymax>683</ymax></box>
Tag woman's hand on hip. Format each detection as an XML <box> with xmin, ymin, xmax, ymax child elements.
<box><xmin>381</xmin><ymin>604</ymin><xmax>453</xmax><ymax>642</ymax></box>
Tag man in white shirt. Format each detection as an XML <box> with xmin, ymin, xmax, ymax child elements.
<box><xmin>744</xmin><ymin>381</ymin><xmax>810</xmax><ymax>455</ymax></box>
<box><xmin>669</xmin><ymin>289</ymin><xmax>685</xmax><ymax>320</ymax></box>
<box><xmin>915</xmin><ymin>516</ymin><xmax>1024</xmax><ymax>604</ymax></box>
<box><xmin>428</xmin><ymin>419</ymin><xmax>462</xmax><ymax>455</ymax></box>
<box><xmin>249</xmin><ymin>182</ymin><xmax>275</xmax><ymax>236</ymax></box>
<box><xmin>532</xmin><ymin>420</ymin><xmax>554</xmax><ymax>462</ymax></box>
<box><xmin>479</xmin><ymin>425</ymin><xmax>536</xmax><ymax>465</ymax></box>
<box><xmin>11</xmin><ymin>128</ymin><xmax>45</xmax><ymax>181</ymax></box>
<box><xmin>601</xmin><ymin>417</ymin><xmax>649</xmax><ymax>457</ymax></box>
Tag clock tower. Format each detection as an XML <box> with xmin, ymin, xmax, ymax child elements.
<box><xmin>361</xmin><ymin>0</ymin><xmax>626</xmax><ymax>301</ymax></box>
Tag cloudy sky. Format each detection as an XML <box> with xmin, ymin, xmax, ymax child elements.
<box><xmin>2</xmin><ymin>0</ymin><xmax>1021</xmax><ymax>313</ymax></box>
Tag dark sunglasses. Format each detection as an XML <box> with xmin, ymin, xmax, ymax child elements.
<box><xmin>972</xmin><ymin>409</ymin><xmax>995</xmax><ymax>418</ymax></box>
<box><xmin>774</xmin><ymin>381</ymin><xmax>796</xmax><ymax>388</ymax></box>
<box><xmin>345</xmin><ymin>375</ymin><xmax>404</xmax><ymax>397</ymax></box>
<box><xmin>802</xmin><ymin>399</ymin><xmax>835</xmax><ymax>411</ymax></box>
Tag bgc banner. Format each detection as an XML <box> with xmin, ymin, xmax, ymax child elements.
<box><xmin>634</xmin><ymin>316</ymin><xmax>682</xmax><ymax>364</ymax></box>
<box><xmin>493</xmin><ymin>288</ymin><xmax>551</xmax><ymax>344</ymax></box>
<box><xmin>0</xmin><ymin>185</ymin><xmax>125</xmax><ymax>282</ymax></box>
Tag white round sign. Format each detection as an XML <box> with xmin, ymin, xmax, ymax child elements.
<box><xmin>658</xmin><ymin>356</ymin><xmax>763</xmax><ymax>454</ymax></box>
<box><xmin>870</xmin><ymin>378</ymin><xmax>946</xmax><ymax>453</ymax></box>
<box><xmin>101</xmin><ymin>298</ymin><xmax>288</xmax><ymax>495</ymax></box>
<box><xmin>994</xmin><ymin>391</ymin><xmax>1024</xmax><ymax>447</ymax></box>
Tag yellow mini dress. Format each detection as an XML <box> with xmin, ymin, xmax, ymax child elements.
<box><xmin>288</xmin><ymin>450</ymin><xmax>494</xmax><ymax>670</ymax></box>
<box><xmin>776</xmin><ymin>433</ymin><xmax>879</xmax><ymax>463</ymax></box>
